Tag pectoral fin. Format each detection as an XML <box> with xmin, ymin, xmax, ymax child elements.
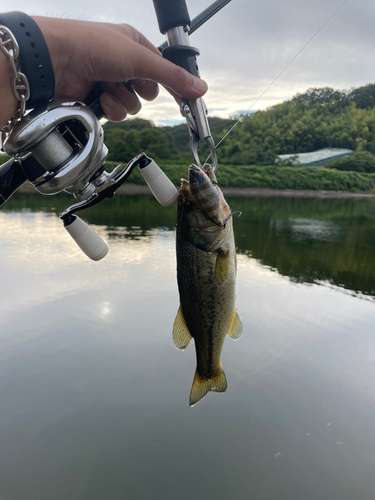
<box><xmin>172</xmin><ymin>305</ymin><xmax>192</xmax><ymax>351</ymax></box>
<box><xmin>226</xmin><ymin>310</ymin><xmax>243</xmax><ymax>341</ymax></box>
<box><xmin>189</xmin><ymin>367</ymin><xmax>227</xmax><ymax>407</ymax></box>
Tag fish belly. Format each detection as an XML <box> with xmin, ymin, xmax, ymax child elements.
<box><xmin>176</xmin><ymin>238</ymin><xmax>236</xmax><ymax>379</ymax></box>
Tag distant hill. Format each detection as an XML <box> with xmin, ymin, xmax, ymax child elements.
<box><xmin>103</xmin><ymin>116</ymin><xmax>236</xmax><ymax>163</ymax></box>
<box><xmin>103</xmin><ymin>83</ymin><xmax>375</xmax><ymax>165</ymax></box>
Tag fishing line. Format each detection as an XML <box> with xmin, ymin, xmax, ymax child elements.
<box><xmin>209</xmin><ymin>0</ymin><xmax>349</xmax><ymax>157</ymax></box>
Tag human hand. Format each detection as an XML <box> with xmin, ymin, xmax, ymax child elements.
<box><xmin>32</xmin><ymin>17</ymin><xmax>208</xmax><ymax>122</ymax></box>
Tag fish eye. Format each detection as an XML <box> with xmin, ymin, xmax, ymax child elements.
<box><xmin>183</xmin><ymin>200</ymin><xmax>195</xmax><ymax>213</ymax></box>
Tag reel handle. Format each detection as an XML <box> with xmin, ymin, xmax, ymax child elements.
<box><xmin>139</xmin><ymin>159</ymin><xmax>178</xmax><ymax>207</ymax></box>
<box><xmin>63</xmin><ymin>215</ymin><xmax>108</xmax><ymax>261</ymax></box>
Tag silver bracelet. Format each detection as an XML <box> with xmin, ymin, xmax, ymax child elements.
<box><xmin>0</xmin><ymin>25</ymin><xmax>30</xmax><ymax>143</ymax></box>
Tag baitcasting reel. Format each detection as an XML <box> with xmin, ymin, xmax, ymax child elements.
<box><xmin>1</xmin><ymin>98</ymin><xmax>178</xmax><ymax>260</ymax></box>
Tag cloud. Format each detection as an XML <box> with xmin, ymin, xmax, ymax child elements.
<box><xmin>8</xmin><ymin>0</ymin><xmax>375</xmax><ymax>124</ymax></box>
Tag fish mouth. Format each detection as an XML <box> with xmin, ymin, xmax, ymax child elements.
<box><xmin>179</xmin><ymin>179</ymin><xmax>192</xmax><ymax>200</ymax></box>
<box><xmin>200</xmin><ymin>226</ymin><xmax>222</xmax><ymax>232</ymax></box>
<box><xmin>188</xmin><ymin>164</ymin><xmax>201</xmax><ymax>182</ymax></box>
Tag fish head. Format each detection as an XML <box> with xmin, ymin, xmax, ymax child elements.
<box><xmin>177</xmin><ymin>169</ymin><xmax>232</xmax><ymax>252</ymax></box>
<box><xmin>188</xmin><ymin>165</ymin><xmax>223</xmax><ymax>228</ymax></box>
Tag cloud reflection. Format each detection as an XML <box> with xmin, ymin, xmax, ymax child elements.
<box><xmin>0</xmin><ymin>212</ymin><xmax>176</xmax><ymax>321</ymax></box>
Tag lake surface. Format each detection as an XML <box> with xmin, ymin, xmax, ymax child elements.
<box><xmin>1</xmin><ymin>193</ymin><xmax>375</xmax><ymax>500</ymax></box>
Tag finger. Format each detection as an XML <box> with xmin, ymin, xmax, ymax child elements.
<box><xmin>100</xmin><ymin>92</ymin><xmax>128</xmax><ymax>122</ymax></box>
<box><xmin>164</xmin><ymin>86</ymin><xmax>181</xmax><ymax>104</ymax></box>
<box><xmin>129</xmin><ymin>27</ymin><xmax>162</xmax><ymax>57</ymax></box>
<box><xmin>127</xmin><ymin>42</ymin><xmax>208</xmax><ymax>100</ymax></box>
<box><xmin>101</xmin><ymin>82</ymin><xmax>141</xmax><ymax>115</ymax></box>
<box><xmin>131</xmin><ymin>79</ymin><xmax>159</xmax><ymax>101</ymax></box>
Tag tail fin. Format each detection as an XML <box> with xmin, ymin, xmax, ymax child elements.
<box><xmin>189</xmin><ymin>367</ymin><xmax>227</xmax><ymax>407</ymax></box>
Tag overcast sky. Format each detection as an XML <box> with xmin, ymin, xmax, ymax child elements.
<box><xmin>2</xmin><ymin>0</ymin><xmax>374</xmax><ymax>125</ymax></box>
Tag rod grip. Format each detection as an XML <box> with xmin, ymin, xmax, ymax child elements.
<box><xmin>0</xmin><ymin>158</ymin><xmax>27</xmax><ymax>206</ymax></box>
<box><xmin>152</xmin><ymin>0</ymin><xmax>191</xmax><ymax>34</ymax></box>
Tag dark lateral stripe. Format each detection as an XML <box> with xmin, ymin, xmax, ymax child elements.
<box><xmin>202</xmin><ymin>203</ymin><xmax>218</xmax><ymax>214</ymax></box>
<box><xmin>193</xmin><ymin>194</ymin><xmax>218</xmax><ymax>206</ymax></box>
<box><xmin>191</xmin><ymin>182</ymin><xmax>212</xmax><ymax>192</ymax></box>
<box><xmin>190</xmin><ymin>188</ymin><xmax>212</xmax><ymax>198</ymax></box>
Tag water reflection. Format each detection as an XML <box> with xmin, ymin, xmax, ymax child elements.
<box><xmin>228</xmin><ymin>197</ymin><xmax>375</xmax><ymax>297</ymax></box>
<box><xmin>278</xmin><ymin>218</ymin><xmax>343</xmax><ymax>243</ymax></box>
<box><xmin>5</xmin><ymin>193</ymin><xmax>375</xmax><ymax>297</ymax></box>
<box><xmin>1</xmin><ymin>194</ymin><xmax>375</xmax><ymax>500</ymax></box>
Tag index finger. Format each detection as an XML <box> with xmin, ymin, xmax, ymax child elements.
<box><xmin>127</xmin><ymin>42</ymin><xmax>208</xmax><ymax>100</ymax></box>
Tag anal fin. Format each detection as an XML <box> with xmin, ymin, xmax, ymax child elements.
<box><xmin>172</xmin><ymin>305</ymin><xmax>192</xmax><ymax>351</ymax></box>
<box><xmin>226</xmin><ymin>309</ymin><xmax>243</xmax><ymax>341</ymax></box>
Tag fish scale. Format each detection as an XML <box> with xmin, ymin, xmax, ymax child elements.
<box><xmin>178</xmin><ymin>241</ymin><xmax>232</xmax><ymax>378</ymax></box>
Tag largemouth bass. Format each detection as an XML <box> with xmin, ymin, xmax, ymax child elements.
<box><xmin>173</xmin><ymin>164</ymin><xmax>242</xmax><ymax>406</ymax></box>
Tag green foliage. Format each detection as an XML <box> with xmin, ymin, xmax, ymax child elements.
<box><xmin>104</xmin><ymin>116</ymin><xmax>236</xmax><ymax>164</ymax></box>
<box><xmin>348</xmin><ymin>83</ymin><xmax>375</xmax><ymax>109</ymax></box>
<box><xmin>103</xmin><ymin>118</ymin><xmax>153</xmax><ymax>133</ymax></box>
<box><xmin>326</xmin><ymin>151</ymin><xmax>375</xmax><ymax>173</ymax></box>
<box><xmin>216</xmin><ymin>83</ymin><xmax>375</xmax><ymax>164</ymax></box>
<box><xmin>0</xmin><ymin>154</ymin><xmax>10</xmax><ymax>165</ymax></box>
<box><xmin>218</xmin><ymin>99</ymin><xmax>375</xmax><ymax>163</ymax></box>
<box><xmin>101</xmin><ymin>83</ymin><xmax>375</xmax><ymax>169</ymax></box>
<box><xmin>215</xmin><ymin>165</ymin><xmax>374</xmax><ymax>192</ymax></box>
<box><xmin>106</xmin><ymin>159</ymin><xmax>374</xmax><ymax>192</ymax></box>
<box><xmin>4</xmin><ymin>83</ymin><xmax>375</xmax><ymax>193</ymax></box>
<box><xmin>106</xmin><ymin>129</ymin><xmax>141</xmax><ymax>161</ymax></box>
<box><xmin>292</xmin><ymin>87</ymin><xmax>348</xmax><ymax>107</ymax></box>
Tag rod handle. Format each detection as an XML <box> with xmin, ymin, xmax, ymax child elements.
<box><xmin>0</xmin><ymin>157</ymin><xmax>27</xmax><ymax>206</ymax></box>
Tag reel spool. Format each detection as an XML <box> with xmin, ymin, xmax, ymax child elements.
<box><xmin>4</xmin><ymin>100</ymin><xmax>108</xmax><ymax>200</ymax></box>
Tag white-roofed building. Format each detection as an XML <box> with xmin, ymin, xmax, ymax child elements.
<box><xmin>277</xmin><ymin>148</ymin><xmax>354</xmax><ymax>167</ymax></box>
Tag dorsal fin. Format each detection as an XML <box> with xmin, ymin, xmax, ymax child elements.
<box><xmin>172</xmin><ymin>305</ymin><xmax>192</xmax><ymax>351</ymax></box>
<box><xmin>226</xmin><ymin>310</ymin><xmax>243</xmax><ymax>341</ymax></box>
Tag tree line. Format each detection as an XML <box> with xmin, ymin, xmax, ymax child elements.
<box><xmin>103</xmin><ymin>83</ymin><xmax>375</xmax><ymax>167</ymax></box>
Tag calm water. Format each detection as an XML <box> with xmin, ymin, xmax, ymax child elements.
<box><xmin>1</xmin><ymin>193</ymin><xmax>375</xmax><ymax>500</ymax></box>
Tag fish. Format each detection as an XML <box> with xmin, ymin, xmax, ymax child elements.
<box><xmin>173</xmin><ymin>164</ymin><xmax>242</xmax><ymax>406</ymax></box>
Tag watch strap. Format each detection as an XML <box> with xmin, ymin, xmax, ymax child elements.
<box><xmin>0</xmin><ymin>11</ymin><xmax>55</xmax><ymax>109</ymax></box>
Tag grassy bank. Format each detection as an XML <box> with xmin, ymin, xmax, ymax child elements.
<box><xmin>107</xmin><ymin>160</ymin><xmax>375</xmax><ymax>193</ymax></box>
<box><xmin>2</xmin><ymin>154</ymin><xmax>373</xmax><ymax>193</ymax></box>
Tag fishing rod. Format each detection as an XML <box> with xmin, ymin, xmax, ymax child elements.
<box><xmin>0</xmin><ymin>0</ymin><xmax>230</xmax><ymax>260</ymax></box>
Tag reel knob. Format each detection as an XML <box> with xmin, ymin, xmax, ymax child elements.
<box><xmin>63</xmin><ymin>215</ymin><xmax>108</xmax><ymax>261</ymax></box>
<box><xmin>139</xmin><ymin>159</ymin><xmax>178</xmax><ymax>207</ymax></box>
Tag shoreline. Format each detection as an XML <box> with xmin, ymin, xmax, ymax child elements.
<box><xmin>17</xmin><ymin>183</ymin><xmax>375</xmax><ymax>199</ymax></box>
